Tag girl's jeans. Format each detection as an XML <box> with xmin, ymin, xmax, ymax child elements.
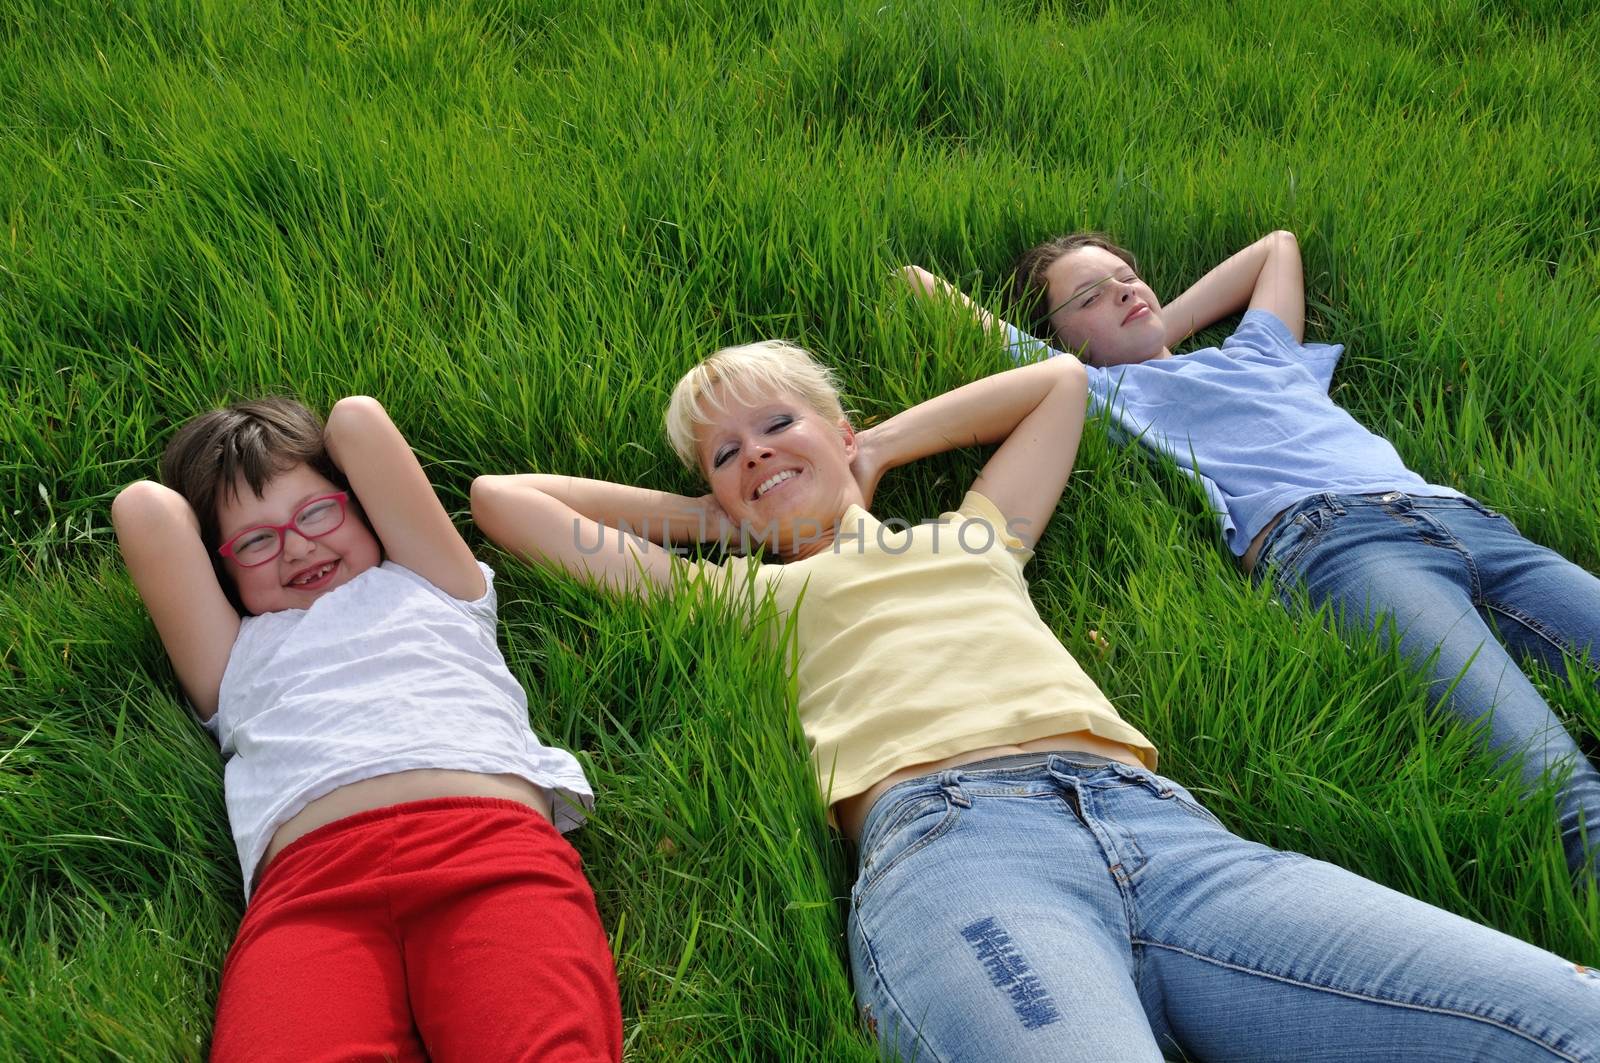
<box><xmin>1257</xmin><ymin>492</ymin><xmax>1600</xmax><ymax>879</ymax></box>
<box><xmin>847</xmin><ymin>753</ymin><xmax>1600</xmax><ymax>1062</ymax></box>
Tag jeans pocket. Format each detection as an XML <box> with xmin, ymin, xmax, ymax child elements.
<box><xmin>1462</xmin><ymin>496</ymin><xmax>1520</xmax><ymax>534</ymax></box>
<box><xmin>1265</xmin><ymin>507</ymin><xmax>1333</xmax><ymax>593</ymax></box>
<box><xmin>854</xmin><ymin>792</ymin><xmax>960</xmax><ymax>900</ymax></box>
<box><xmin>1106</xmin><ymin>763</ymin><xmax>1226</xmax><ymax>831</ymax></box>
<box><xmin>1162</xmin><ymin>779</ymin><xmax>1228</xmax><ymax>830</ymax></box>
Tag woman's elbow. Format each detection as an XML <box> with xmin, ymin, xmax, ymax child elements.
<box><xmin>1050</xmin><ymin>353</ymin><xmax>1089</xmax><ymax>390</ymax></box>
<box><xmin>471</xmin><ymin>475</ymin><xmax>557</xmax><ymax>548</ymax></box>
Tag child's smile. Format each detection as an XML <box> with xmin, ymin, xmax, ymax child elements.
<box><xmin>216</xmin><ymin>464</ymin><xmax>381</xmax><ymax>615</ymax></box>
<box><xmin>286</xmin><ymin>559</ymin><xmax>341</xmax><ymax>590</ymax></box>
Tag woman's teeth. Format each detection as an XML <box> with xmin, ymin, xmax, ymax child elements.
<box><xmin>756</xmin><ymin>470</ymin><xmax>797</xmax><ymax>498</ymax></box>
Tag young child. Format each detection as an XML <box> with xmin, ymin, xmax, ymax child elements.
<box><xmin>471</xmin><ymin>340</ymin><xmax>1600</xmax><ymax>1062</ymax></box>
<box><xmin>901</xmin><ymin>232</ymin><xmax>1600</xmax><ymax>883</ymax></box>
<box><xmin>111</xmin><ymin>395</ymin><xmax>621</xmax><ymax>1062</ymax></box>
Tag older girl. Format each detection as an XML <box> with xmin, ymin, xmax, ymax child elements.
<box><xmin>902</xmin><ymin>231</ymin><xmax>1600</xmax><ymax>883</ymax></box>
<box><xmin>473</xmin><ymin>341</ymin><xmax>1599</xmax><ymax>1062</ymax></box>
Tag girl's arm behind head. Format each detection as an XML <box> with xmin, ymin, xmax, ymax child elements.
<box><xmin>1162</xmin><ymin>230</ymin><xmax>1306</xmax><ymax>348</ymax></box>
<box><xmin>111</xmin><ymin>480</ymin><xmax>241</xmax><ymax>720</ymax></box>
<box><xmin>897</xmin><ymin>266</ymin><xmax>1006</xmax><ymax>334</ymax></box>
<box><xmin>898</xmin><ymin>264</ymin><xmax>1059</xmax><ymax>364</ymax></box>
<box><xmin>321</xmin><ymin>396</ymin><xmax>486</xmax><ymax>601</ymax></box>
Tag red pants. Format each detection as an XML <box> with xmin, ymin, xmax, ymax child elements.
<box><xmin>211</xmin><ymin>797</ymin><xmax>622</xmax><ymax>1063</ymax></box>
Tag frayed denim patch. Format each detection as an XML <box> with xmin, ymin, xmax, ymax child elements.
<box><xmin>961</xmin><ymin>917</ymin><xmax>1062</xmax><ymax>1030</ymax></box>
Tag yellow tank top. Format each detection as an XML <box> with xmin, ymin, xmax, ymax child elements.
<box><xmin>701</xmin><ymin>492</ymin><xmax>1157</xmax><ymax>811</ymax></box>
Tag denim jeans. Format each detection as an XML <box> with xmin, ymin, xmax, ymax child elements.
<box><xmin>847</xmin><ymin>753</ymin><xmax>1600</xmax><ymax>1063</ymax></box>
<box><xmin>1257</xmin><ymin>491</ymin><xmax>1600</xmax><ymax>878</ymax></box>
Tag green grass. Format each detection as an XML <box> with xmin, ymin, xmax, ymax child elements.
<box><xmin>3</xmin><ymin>0</ymin><xmax>1599</xmax><ymax>1057</ymax></box>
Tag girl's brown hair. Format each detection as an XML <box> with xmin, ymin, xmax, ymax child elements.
<box><xmin>1011</xmin><ymin>232</ymin><xmax>1138</xmax><ymax>343</ymax></box>
<box><xmin>160</xmin><ymin>397</ymin><xmax>352</xmax><ymax>611</ymax></box>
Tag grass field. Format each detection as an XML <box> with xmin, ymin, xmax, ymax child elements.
<box><xmin>3</xmin><ymin>0</ymin><xmax>1600</xmax><ymax>1058</ymax></box>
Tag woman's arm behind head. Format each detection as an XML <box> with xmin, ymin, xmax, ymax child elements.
<box><xmin>471</xmin><ymin>473</ymin><xmax>707</xmax><ymax>596</ymax></box>
<box><xmin>860</xmin><ymin>354</ymin><xmax>1090</xmax><ymax>550</ymax></box>
<box><xmin>966</xmin><ymin>356</ymin><xmax>1090</xmax><ymax>550</ymax></box>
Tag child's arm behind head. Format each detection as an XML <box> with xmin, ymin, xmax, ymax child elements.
<box><xmin>898</xmin><ymin>266</ymin><xmax>1006</xmax><ymax>333</ymax></box>
<box><xmin>1161</xmin><ymin>230</ymin><xmax>1306</xmax><ymax>348</ymax></box>
<box><xmin>898</xmin><ymin>265</ymin><xmax>1056</xmax><ymax>363</ymax></box>
<box><xmin>111</xmin><ymin>480</ymin><xmax>241</xmax><ymax>720</ymax></box>
<box><xmin>321</xmin><ymin>396</ymin><xmax>485</xmax><ymax>601</ymax></box>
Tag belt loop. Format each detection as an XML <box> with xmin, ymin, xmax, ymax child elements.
<box><xmin>1323</xmin><ymin>492</ymin><xmax>1347</xmax><ymax>517</ymax></box>
<box><xmin>939</xmin><ymin>771</ymin><xmax>972</xmax><ymax>809</ymax></box>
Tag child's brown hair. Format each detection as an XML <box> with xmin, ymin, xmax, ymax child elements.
<box><xmin>161</xmin><ymin>397</ymin><xmax>353</xmax><ymax>612</ymax></box>
<box><xmin>1012</xmin><ymin>232</ymin><xmax>1138</xmax><ymax>343</ymax></box>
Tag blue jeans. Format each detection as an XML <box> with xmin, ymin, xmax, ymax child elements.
<box><xmin>847</xmin><ymin>753</ymin><xmax>1600</xmax><ymax>1062</ymax></box>
<box><xmin>1257</xmin><ymin>492</ymin><xmax>1600</xmax><ymax>879</ymax></box>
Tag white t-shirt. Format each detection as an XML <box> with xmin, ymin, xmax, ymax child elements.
<box><xmin>205</xmin><ymin>560</ymin><xmax>592</xmax><ymax>897</ymax></box>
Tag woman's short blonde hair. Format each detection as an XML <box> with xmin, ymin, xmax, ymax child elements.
<box><xmin>665</xmin><ymin>339</ymin><xmax>847</xmax><ymax>470</ymax></box>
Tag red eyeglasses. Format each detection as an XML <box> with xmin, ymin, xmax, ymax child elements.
<box><xmin>217</xmin><ymin>492</ymin><xmax>349</xmax><ymax>567</ymax></box>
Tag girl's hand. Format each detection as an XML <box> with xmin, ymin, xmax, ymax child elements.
<box><xmin>897</xmin><ymin>265</ymin><xmax>1002</xmax><ymax>332</ymax></box>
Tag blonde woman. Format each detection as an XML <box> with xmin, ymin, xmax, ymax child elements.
<box><xmin>473</xmin><ymin>341</ymin><xmax>1599</xmax><ymax>1062</ymax></box>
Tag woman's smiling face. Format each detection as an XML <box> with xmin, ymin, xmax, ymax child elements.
<box><xmin>696</xmin><ymin>386</ymin><xmax>861</xmax><ymax>559</ymax></box>
<box><xmin>1044</xmin><ymin>245</ymin><xmax>1171</xmax><ymax>366</ymax></box>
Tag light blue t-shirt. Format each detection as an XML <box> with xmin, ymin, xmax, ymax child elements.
<box><xmin>1005</xmin><ymin>310</ymin><xmax>1458</xmax><ymax>556</ymax></box>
